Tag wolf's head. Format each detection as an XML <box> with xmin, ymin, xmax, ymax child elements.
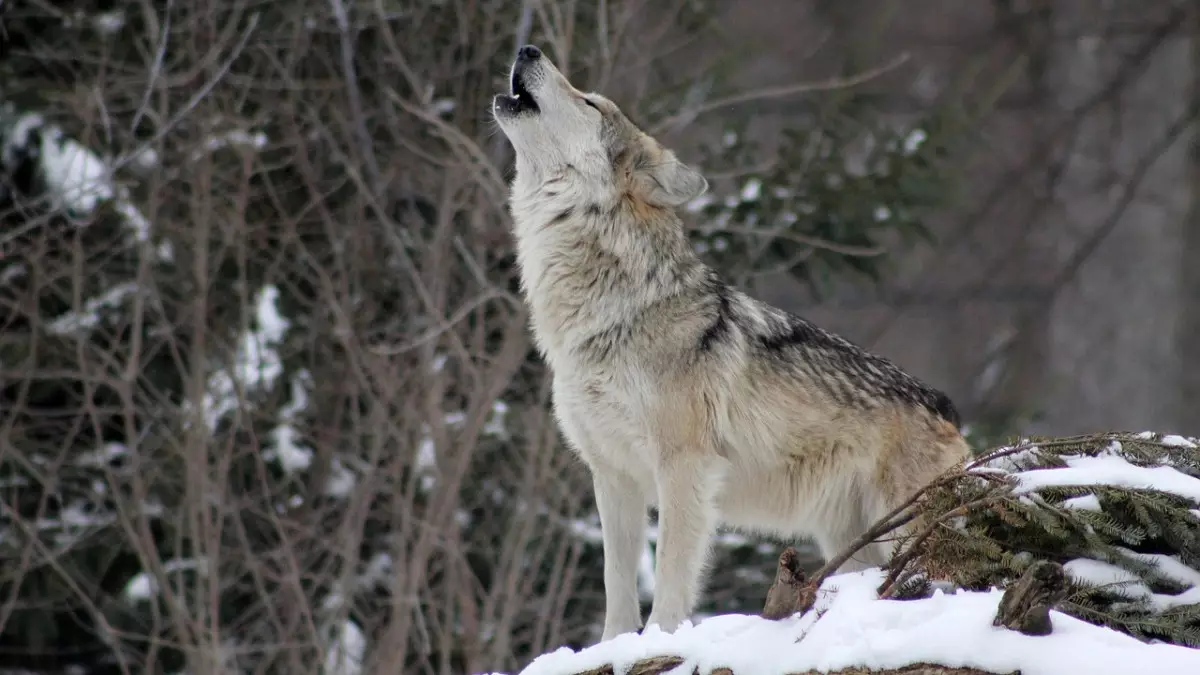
<box><xmin>493</xmin><ymin>45</ymin><xmax>707</xmax><ymax>209</ymax></box>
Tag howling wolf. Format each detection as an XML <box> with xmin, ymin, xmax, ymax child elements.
<box><xmin>493</xmin><ymin>45</ymin><xmax>969</xmax><ymax>641</ymax></box>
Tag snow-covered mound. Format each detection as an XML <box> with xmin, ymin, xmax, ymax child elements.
<box><xmin>509</xmin><ymin>569</ymin><xmax>1200</xmax><ymax>675</ymax></box>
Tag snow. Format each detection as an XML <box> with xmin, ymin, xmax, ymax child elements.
<box><xmin>2</xmin><ymin>113</ymin><xmax>45</xmax><ymax>166</ymax></box>
<box><xmin>685</xmin><ymin>194</ymin><xmax>714</xmax><ymax>213</ymax></box>
<box><xmin>638</xmin><ymin>539</ymin><xmax>656</xmax><ymax>600</ymax></box>
<box><xmin>195</xmin><ymin>129</ymin><xmax>269</xmax><ymax>159</ymax></box>
<box><xmin>903</xmin><ymin>128</ymin><xmax>927</xmax><ymax>155</ymax></box>
<box><xmin>974</xmin><ymin>442</ymin><xmax>1039</xmax><ymax>472</ymax></box>
<box><xmin>38</xmin><ymin>126</ymin><xmax>114</xmax><ymax>214</ymax></box>
<box><xmin>1115</xmin><ymin>548</ymin><xmax>1200</xmax><ymax>587</ymax></box>
<box><xmin>92</xmin><ymin>9</ymin><xmax>126</xmax><ymax>35</ymax></box>
<box><xmin>1063</xmin><ymin>558</ymin><xmax>1147</xmax><ymax>599</ymax></box>
<box><xmin>484</xmin><ymin>400</ymin><xmax>510</xmax><ymax>437</ymax></box>
<box><xmin>740</xmin><ymin>179</ymin><xmax>761</xmax><ymax>202</ymax></box>
<box><xmin>431</xmin><ymin>353</ymin><xmax>448</xmax><ymax>372</ymax></box>
<box><xmin>569</xmin><ymin>517</ymin><xmax>603</xmax><ymax>544</ymax></box>
<box><xmin>323</xmin><ymin>620</ymin><xmax>366</xmax><ymax>675</ymax></box>
<box><xmin>511</xmin><ymin>569</ymin><xmax>1200</xmax><ymax>675</ymax></box>
<box><xmin>266</xmin><ymin>371</ymin><xmax>314</xmax><ymax>472</ymax></box>
<box><xmin>199</xmin><ymin>285</ymin><xmax>290</xmax><ymax>430</ymax></box>
<box><xmin>3</xmin><ymin>112</ymin><xmax>159</xmax><ymax>247</ymax></box>
<box><xmin>113</xmin><ymin>199</ymin><xmax>153</xmax><ymax>243</ymax></box>
<box><xmin>1014</xmin><ymin>454</ymin><xmax>1200</xmax><ymax>502</ymax></box>
<box><xmin>416</xmin><ymin>435</ymin><xmax>438</xmax><ymax>492</ymax></box>
<box><xmin>76</xmin><ymin>442</ymin><xmax>129</xmax><ymax>468</ymax></box>
<box><xmin>1065</xmin><ymin>558</ymin><xmax>1200</xmax><ymax>611</ymax></box>
<box><xmin>324</xmin><ymin>458</ymin><xmax>357</xmax><ymax>497</ymax></box>
<box><xmin>45</xmin><ymin>282</ymin><xmax>138</xmax><ymax>335</ymax></box>
<box><xmin>1061</xmin><ymin>493</ymin><xmax>1102</xmax><ymax>511</ymax></box>
<box><xmin>122</xmin><ymin>559</ymin><xmax>207</xmax><ymax>602</ymax></box>
<box><xmin>1161</xmin><ymin>435</ymin><xmax>1197</xmax><ymax>448</ymax></box>
<box><xmin>130</xmin><ymin>146</ymin><xmax>160</xmax><ymax>170</ymax></box>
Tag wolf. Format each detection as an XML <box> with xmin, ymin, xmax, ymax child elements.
<box><xmin>492</xmin><ymin>45</ymin><xmax>970</xmax><ymax>641</ymax></box>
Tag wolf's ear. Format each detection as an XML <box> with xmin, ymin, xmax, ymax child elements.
<box><xmin>633</xmin><ymin>151</ymin><xmax>708</xmax><ymax>208</ymax></box>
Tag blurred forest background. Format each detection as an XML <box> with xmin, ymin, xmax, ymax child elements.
<box><xmin>0</xmin><ymin>0</ymin><xmax>1196</xmax><ymax>673</ymax></box>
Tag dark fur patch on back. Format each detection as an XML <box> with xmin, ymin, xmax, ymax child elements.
<box><xmin>756</xmin><ymin>314</ymin><xmax>961</xmax><ymax>428</ymax></box>
<box><xmin>930</xmin><ymin>391</ymin><xmax>962</xmax><ymax>429</ymax></box>
<box><xmin>698</xmin><ymin>277</ymin><xmax>734</xmax><ymax>352</ymax></box>
<box><xmin>757</xmin><ymin>316</ymin><xmax>821</xmax><ymax>352</ymax></box>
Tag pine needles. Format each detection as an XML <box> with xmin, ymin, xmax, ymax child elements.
<box><xmin>878</xmin><ymin>432</ymin><xmax>1200</xmax><ymax>647</ymax></box>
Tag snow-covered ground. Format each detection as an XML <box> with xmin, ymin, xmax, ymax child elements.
<box><xmin>508</xmin><ymin>568</ymin><xmax>1200</xmax><ymax>675</ymax></box>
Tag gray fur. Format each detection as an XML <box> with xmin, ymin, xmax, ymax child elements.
<box><xmin>493</xmin><ymin>46</ymin><xmax>970</xmax><ymax>641</ymax></box>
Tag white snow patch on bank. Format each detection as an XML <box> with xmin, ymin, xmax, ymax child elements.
<box><xmin>1160</xmin><ymin>435</ymin><xmax>1197</xmax><ymax>448</ymax></box>
<box><xmin>509</xmin><ymin>569</ymin><xmax>1200</xmax><ymax>675</ymax></box>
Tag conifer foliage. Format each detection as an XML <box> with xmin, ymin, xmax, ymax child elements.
<box><xmin>886</xmin><ymin>432</ymin><xmax>1200</xmax><ymax>647</ymax></box>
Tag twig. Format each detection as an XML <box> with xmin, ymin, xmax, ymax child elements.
<box><xmin>713</xmin><ymin>226</ymin><xmax>887</xmax><ymax>257</ymax></box>
<box><xmin>328</xmin><ymin>0</ymin><xmax>383</xmax><ymax>193</ymax></box>
<box><xmin>650</xmin><ymin>52</ymin><xmax>910</xmax><ymax>135</ymax></box>
<box><xmin>129</xmin><ymin>0</ymin><xmax>173</xmax><ymax>139</ymax></box>
<box><xmin>369</xmin><ymin>290</ymin><xmax>512</xmax><ymax>355</ymax></box>
<box><xmin>112</xmin><ymin>12</ymin><xmax>260</xmax><ymax>173</ymax></box>
<box><xmin>877</xmin><ymin>490</ymin><xmax>1011</xmax><ymax>598</ymax></box>
<box><xmin>808</xmin><ymin>469</ymin><xmax>973</xmax><ymax>588</ymax></box>
<box><xmin>385</xmin><ymin>89</ymin><xmax>510</xmax><ymax>205</ymax></box>
<box><xmin>862</xmin><ymin>2</ymin><xmax>1193</xmax><ymax>349</ymax></box>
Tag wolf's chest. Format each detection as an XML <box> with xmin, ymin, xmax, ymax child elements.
<box><xmin>553</xmin><ymin>369</ymin><xmax>662</xmax><ymax>498</ymax></box>
<box><xmin>554</xmin><ymin>359</ymin><xmax>660</xmax><ymax>430</ymax></box>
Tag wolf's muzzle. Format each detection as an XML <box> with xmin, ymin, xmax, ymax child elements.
<box><xmin>494</xmin><ymin>44</ymin><xmax>543</xmax><ymax>118</ymax></box>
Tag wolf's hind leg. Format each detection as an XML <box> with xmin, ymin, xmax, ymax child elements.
<box><xmin>815</xmin><ymin>489</ymin><xmax>889</xmax><ymax>574</ymax></box>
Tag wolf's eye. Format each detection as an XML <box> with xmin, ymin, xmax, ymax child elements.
<box><xmin>583</xmin><ymin>99</ymin><xmax>600</xmax><ymax>111</ymax></box>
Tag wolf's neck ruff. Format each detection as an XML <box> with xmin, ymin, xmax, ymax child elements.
<box><xmin>509</xmin><ymin>176</ymin><xmax>708</xmax><ymax>366</ymax></box>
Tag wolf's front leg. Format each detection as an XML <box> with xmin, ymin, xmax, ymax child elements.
<box><xmin>645</xmin><ymin>455</ymin><xmax>721</xmax><ymax>634</ymax></box>
<box><xmin>593</xmin><ymin>466</ymin><xmax>648</xmax><ymax>641</ymax></box>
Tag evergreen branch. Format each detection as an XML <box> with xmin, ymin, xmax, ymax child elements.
<box><xmin>878</xmin><ymin>490</ymin><xmax>1011</xmax><ymax>598</ymax></box>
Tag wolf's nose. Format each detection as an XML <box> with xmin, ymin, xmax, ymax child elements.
<box><xmin>517</xmin><ymin>45</ymin><xmax>542</xmax><ymax>61</ymax></box>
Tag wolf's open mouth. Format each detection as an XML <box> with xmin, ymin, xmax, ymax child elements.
<box><xmin>496</xmin><ymin>67</ymin><xmax>539</xmax><ymax>116</ymax></box>
<box><xmin>511</xmin><ymin>68</ymin><xmax>532</xmax><ymax>102</ymax></box>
